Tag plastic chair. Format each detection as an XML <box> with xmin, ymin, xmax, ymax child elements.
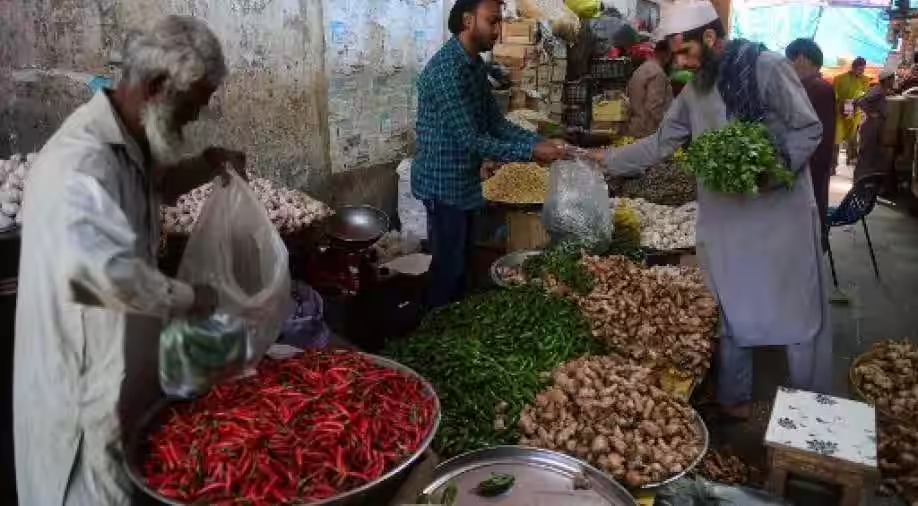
<box><xmin>825</xmin><ymin>174</ymin><xmax>886</xmax><ymax>288</ymax></box>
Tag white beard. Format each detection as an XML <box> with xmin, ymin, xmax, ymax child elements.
<box><xmin>142</xmin><ymin>101</ymin><xmax>188</xmax><ymax>166</ymax></box>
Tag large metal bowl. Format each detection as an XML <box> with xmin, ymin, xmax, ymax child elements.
<box><xmin>641</xmin><ymin>409</ymin><xmax>709</xmax><ymax>489</ymax></box>
<box><xmin>125</xmin><ymin>352</ymin><xmax>440</xmax><ymax>506</ymax></box>
<box><xmin>325</xmin><ymin>205</ymin><xmax>390</xmax><ymax>249</ymax></box>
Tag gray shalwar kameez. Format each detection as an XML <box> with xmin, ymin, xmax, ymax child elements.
<box><xmin>601</xmin><ymin>52</ymin><xmax>833</xmax><ymax>406</ymax></box>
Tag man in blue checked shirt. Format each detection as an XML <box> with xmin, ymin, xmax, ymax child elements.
<box><xmin>414</xmin><ymin>0</ymin><xmax>566</xmax><ymax>308</ymax></box>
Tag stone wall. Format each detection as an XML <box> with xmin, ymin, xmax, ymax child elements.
<box><xmin>1</xmin><ymin>0</ymin><xmax>332</xmax><ymax>191</ymax></box>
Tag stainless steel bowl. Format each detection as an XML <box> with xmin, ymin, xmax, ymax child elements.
<box><xmin>489</xmin><ymin>250</ymin><xmax>541</xmax><ymax>288</ymax></box>
<box><xmin>125</xmin><ymin>352</ymin><xmax>440</xmax><ymax>505</ymax></box>
<box><xmin>422</xmin><ymin>445</ymin><xmax>637</xmax><ymax>505</ymax></box>
<box><xmin>641</xmin><ymin>410</ymin><xmax>709</xmax><ymax>489</ymax></box>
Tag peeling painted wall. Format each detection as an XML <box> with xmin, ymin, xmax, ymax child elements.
<box><xmin>322</xmin><ymin>0</ymin><xmax>444</xmax><ymax>174</ymax></box>
<box><xmin>1</xmin><ymin>0</ymin><xmax>330</xmax><ymax>190</ymax></box>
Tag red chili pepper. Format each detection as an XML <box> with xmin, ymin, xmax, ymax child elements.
<box><xmin>143</xmin><ymin>349</ymin><xmax>436</xmax><ymax>503</ymax></box>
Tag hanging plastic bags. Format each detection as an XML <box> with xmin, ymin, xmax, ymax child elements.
<box><xmin>565</xmin><ymin>0</ymin><xmax>601</xmax><ymax>19</ymax></box>
<box><xmin>279</xmin><ymin>282</ymin><xmax>330</xmax><ymax>350</ymax></box>
<box><xmin>541</xmin><ymin>158</ymin><xmax>613</xmax><ymax>246</ymax></box>
<box><xmin>160</xmin><ymin>171</ymin><xmax>292</xmax><ymax>398</ymax></box>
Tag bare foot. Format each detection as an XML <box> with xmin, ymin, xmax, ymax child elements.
<box><xmin>721</xmin><ymin>402</ymin><xmax>753</xmax><ymax>421</ymax></box>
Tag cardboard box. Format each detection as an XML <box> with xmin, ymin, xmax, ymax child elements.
<box><xmin>500</xmin><ymin>19</ymin><xmax>538</xmax><ymax>45</ymax></box>
<box><xmin>508</xmin><ymin>66</ymin><xmax>539</xmax><ymax>90</ymax></box>
<box><xmin>548</xmin><ymin>84</ymin><xmax>563</xmax><ymax>105</ymax></box>
<box><xmin>593</xmin><ymin>98</ymin><xmax>626</xmax><ymax>122</ymax></box>
<box><xmin>510</xmin><ymin>89</ymin><xmax>528</xmax><ymax>110</ymax></box>
<box><xmin>493</xmin><ymin>43</ymin><xmax>540</xmax><ymax>68</ymax></box>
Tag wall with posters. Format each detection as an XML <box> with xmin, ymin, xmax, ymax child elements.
<box><xmin>323</xmin><ymin>0</ymin><xmax>445</xmax><ymax>174</ymax></box>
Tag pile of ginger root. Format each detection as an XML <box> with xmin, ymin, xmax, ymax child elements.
<box><xmin>518</xmin><ymin>356</ymin><xmax>704</xmax><ymax>488</ymax></box>
<box><xmin>853</xmin><ymin>340</ymin><xmax>918</xmax><ymax>422</ymax></box>
<box><xmin>573</xmin><ymin>255</ymin><xmax>718</xmax><ymax>377</ymax></box>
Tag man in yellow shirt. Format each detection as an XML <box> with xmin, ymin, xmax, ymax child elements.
<box><xmin>834</xmin><ymin>57</ymin><xmax>870</xmax><ymax>169</ymax></box>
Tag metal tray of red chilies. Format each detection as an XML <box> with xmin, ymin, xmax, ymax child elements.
<box><xmin>124</xmin><ymin>352</ymin><xmax>441</xmax><ymax>506</ymax></box>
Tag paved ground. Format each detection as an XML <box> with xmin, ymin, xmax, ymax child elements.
<box><xmin>706</xmin><ymin>163</ymin><xmax>918</xmax><ymax>505</ymax></box>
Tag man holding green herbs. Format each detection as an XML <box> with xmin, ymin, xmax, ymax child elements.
<box><xmin>588</xmin><ymin>0</ymin><xmax>832</xmax><ymax>421</ymax></box>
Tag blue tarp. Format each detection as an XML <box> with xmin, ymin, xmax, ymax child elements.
<box><xmin>731</xmin><ymin>5</ymin><xmax>891</xmax><ymax>65</ymax></box>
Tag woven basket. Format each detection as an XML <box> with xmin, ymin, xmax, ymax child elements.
<box><xmin>849</xmin><ymin>350</ymin><xmax>911</xmax><ymax>425</ymax></box>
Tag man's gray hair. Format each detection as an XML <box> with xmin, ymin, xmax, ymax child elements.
<box><xmin>122</xmin><ymin>15</ymin><xmax>227</xmax><ymax>94</ymax></box>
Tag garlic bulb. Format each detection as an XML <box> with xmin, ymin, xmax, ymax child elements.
<box><xmin>610</xmin><ymin>197</ymin><xmax>697</xmax><ymax>251</ymax></box>
<box><xmin>160</xmin><ymin>176</ymin><xmax>333</xmax><ymax>235</ymax></box>
<box><xmin>0</xmin><ymin>153</ymin><xmax>36</xmax><ymax>229</ymax></box>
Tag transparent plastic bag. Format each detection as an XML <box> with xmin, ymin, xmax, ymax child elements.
<box><xmin>654</xmin><ymin>477</ymin><xmax>791</xmax><ymax>506</ymax></box>
<box><xmin>159</xmin><ymin>313</ymin><xmax>247</xmax><ymax>398</ymax></box>
<box><xmin>396</xmin><ymin>158</ymin><xmax>427</xmax><ymax>241</ymax></box>
<box><xmin>160</xmin><ymin>172</ymin><xmax>292</xmax><ymax>397</ymax></box>
<box><xmin>541</xmin><ymin>158</ymin><xmax>612</xmax><ymax>246</ymax></box>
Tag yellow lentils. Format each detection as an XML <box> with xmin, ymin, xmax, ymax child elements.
<box><xmin>483</xmin><ymin>163</ymin><xmax>549</xmax><ymax>204</ymax></box>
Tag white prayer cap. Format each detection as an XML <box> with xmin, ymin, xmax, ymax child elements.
<box><xmin>656</xmin><ymin>0</ymin><xmax>720</xmax><ymax>38</ymax></box>
<box><xmin>879</xmin><ymin>69</ymin><xmax>896</xmax><ymax>81</ymax></box>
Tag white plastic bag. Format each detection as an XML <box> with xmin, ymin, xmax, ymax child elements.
<box><xmin>396</xmin><ymin>158</ymin><xmax>427</xmax><ymax>241</ymax></box>
<box><xmin>542</xmin><ymin>158</ymin><xmax>612</xmax><ymax>246</ymax></box>
<box><xmin>160</xmin><ymin>172</ymin><xmax>292</xmax><ymax>397</ymax></box>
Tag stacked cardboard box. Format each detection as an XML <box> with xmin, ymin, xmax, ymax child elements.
<box><xmin>492</xmin><ymin>19</ymin><xmax>567</xmax><ymax>120</ymax></box>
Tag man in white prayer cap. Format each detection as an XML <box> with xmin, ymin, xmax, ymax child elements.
<box><xmin>589</xmin><ymin>0</ymin><xmax>832</xmax><ymax>420</ymax></box>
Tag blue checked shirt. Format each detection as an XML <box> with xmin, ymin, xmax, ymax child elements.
<box><xmin>412</xmin><ymin>37</ymin><xmax>541</xmax><ymax>210</ymax></box>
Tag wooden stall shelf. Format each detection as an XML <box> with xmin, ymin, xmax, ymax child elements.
<box><xmin>505</xmin><ymin>210</ymin><xmax>549</xmax><ymax>252</ymax></box>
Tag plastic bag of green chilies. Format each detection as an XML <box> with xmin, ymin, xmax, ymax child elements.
<box><xmin>159</xmin><ymin>312</ymin><xmax>248</xmax><ymax>398</ymax></box>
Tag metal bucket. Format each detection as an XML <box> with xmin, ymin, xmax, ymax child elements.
<box><xmin>125</xmin><ymin>353</ymin><xmax>440</xmax><ymax>505</ymax></box>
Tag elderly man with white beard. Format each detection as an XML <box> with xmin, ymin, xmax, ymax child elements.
<box><xmin>13</xmin><ymin>15</ymin><xmax>244</xmax><ymax>505</ymax></box>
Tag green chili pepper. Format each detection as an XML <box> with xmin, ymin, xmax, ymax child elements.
<box><xmin>474</xmin><ymin>473</ymin><xmax>516</xmax><ymax>497</ymax></box>
<box><xmin>441</xmin><ymin>482</ymin><xmax>458</xmax><ymax>505</ymax></box>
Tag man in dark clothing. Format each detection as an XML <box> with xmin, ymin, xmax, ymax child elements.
<box><xmin>786</xmin><ymin>38</ymin><xmax>835</xmax><ymax>251</ymax></box>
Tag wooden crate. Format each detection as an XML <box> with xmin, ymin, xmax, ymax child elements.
<box><xmin>505</xmin><ymin>210</ymin><xmax>548</xmax><ymax>252</ymax></box>
<box><xmin>500</xmin><ymin>19</ymin><xmax>539</xmax><ymax>45</ymax></box>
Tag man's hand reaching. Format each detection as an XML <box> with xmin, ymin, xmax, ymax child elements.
<box><xmin>533</xmin><ymin>141</ymin><xmax>566</xmax><ymax>164</ymax></box>
<box><xmin>203</xmin><ymin>147</ymin><xmax>247</xmax><ymax>186</ymax></box>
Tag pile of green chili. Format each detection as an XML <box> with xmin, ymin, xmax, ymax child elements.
<box><xmin>383</xmin><ymin>287</ymin><xmax>598</xmax><ymax>457</ymax></box>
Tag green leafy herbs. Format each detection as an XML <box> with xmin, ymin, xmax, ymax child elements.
<box><xmin>675</xmin><ymin>121</ymin><xmax>794</xmax><ymax>195</ymax></box>
<box><xmin>522</xmin><ymin>240</ymin><xmax>644</xmax><ymax>294</ymax></box>
<box><xmin>522</xmin><ymin>241</ymin><xmax>595</xmax><ymax>295</ymax></box>
<box><xmin>383</xmin><ymin>287</ymin><xmax>597</xmax><ymax>457</ymax></box>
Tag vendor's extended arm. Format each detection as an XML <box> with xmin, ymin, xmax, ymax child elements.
<box><xmin>592</xmin><ymin>95</ymin><xmax>691</xmax><ymax>176</ymax></box>
<box><xmin>765</xmin><ymin>58</ymin><xmax>822</xmax><ymax>173</ymax></box>
<box><xmin>62</xmin><ymin>171</ymin><xmax>197</xmax><ymax>318</ymax></box>
<box><xmin>434</xmin><ymin>65</ymin><xmax>537</xmax><ymax>162</ymax></box>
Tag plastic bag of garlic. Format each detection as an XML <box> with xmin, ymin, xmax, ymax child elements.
<box><xmin>0</xmin><ymin>153</ymin><xmax>36</xmax><ymax>230</ymax></box>
<box><xmin>161</xmin><ymin>174</ymin><xmax>333</xmax><ymax>236</ymax></box>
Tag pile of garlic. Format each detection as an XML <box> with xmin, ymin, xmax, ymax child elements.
<box><xmin>611</xmin><ymin>197</ymin><xmax>696</xmax><ymax>251</ymax></box>
<box><xmin>0</xmin><ymin>153</ymin><xmax>36</xmax><ymax>230</ymax></box>
<box><xmin>161</xmin><ymin>176</ymin><xmax>333</xmax><ymax>235</ymax></box>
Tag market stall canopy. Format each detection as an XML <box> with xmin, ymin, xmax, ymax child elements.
<box><xmin>731</xmin><ymin>1</ymin><xmax>891</xmax><ymax>64</ymax></box>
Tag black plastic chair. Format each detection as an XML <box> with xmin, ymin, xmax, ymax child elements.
<box><xmin>825</xmin><ymin>174</ymin><xmax>886</xmax><ymax>288</ymax></box>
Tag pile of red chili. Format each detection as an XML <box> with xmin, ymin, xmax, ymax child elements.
<box><xmin>142</xmin><ymin>350</ymin><xmax>437</xmax><ymax>504</ymax></box>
